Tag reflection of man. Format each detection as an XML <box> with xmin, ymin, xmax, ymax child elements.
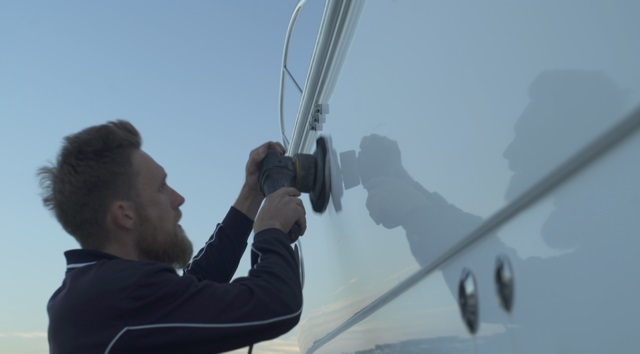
<box><xmin>503</xmin><ymin>70</ymin><xmax>626</xmax><ymax>203</ymax></box>
<box><xmin>359</xmin><ymin>70</ymin><xmax>639</xmax><ymax>352</ymax></box>
<box><xmin>502</xmin><ymin>71</ymin><xmax>627</xmax><ymax>251</ymax></box>
<box><xmin>498</xmin><ymin>71</ymin><xmax>637</xmax><ymax>353</ymax></box>
<box><xmin>358</xmin><ymin>134</ymin><xmax>482</xmax><ymax>266</ymax></box>
<box><xmin>39</xmin><ymin>121</ymin><xmax>306</xmax><ymax>353</ymax></box>
<box><xmin>360</xmin><ymin>69</ymin><xmax>627</xmax><ymax>265</ymax></box>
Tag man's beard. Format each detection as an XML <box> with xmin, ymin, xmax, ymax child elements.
<box><xmin>135</xmin><ymin>208</ymin><xmax>194</xmax><ymax>269</ymax></box>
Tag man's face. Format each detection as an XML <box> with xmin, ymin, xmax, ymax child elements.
<box><xmin>131</xmin><ymin>150</ymin><xmax>193</xmax><ymax>268</ymax></box>
<box><xmin>502</xmin><ymin>101</ymin><xmax>568</xmax><ymax>202</ymax></box>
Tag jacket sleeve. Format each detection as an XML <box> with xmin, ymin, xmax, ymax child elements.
<box><xmin>183</xmin><ymin>207</ymin><xmax>253</xmax><ymax>283</ymax></box>
<box><xmin>108</xmin><ymin>228</ymin><xmax>302</xmax><ymax>354</ymax></box>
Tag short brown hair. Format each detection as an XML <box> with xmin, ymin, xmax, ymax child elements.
<box><xmin>38</xmin><ymin>120</ymin><xmax>142</xmax><ymax>249</ymax></box>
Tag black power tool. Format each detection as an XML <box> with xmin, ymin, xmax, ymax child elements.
<box><xmin>259</xmin><ymin>137</ymin><xmax>331</xmax><ymax>242</ymax></box>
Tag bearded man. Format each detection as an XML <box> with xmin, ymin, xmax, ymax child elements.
<box><xmin>39</xmin><ymin>120</ymin><xmax>306</xmax><ymax>354</ymax></box>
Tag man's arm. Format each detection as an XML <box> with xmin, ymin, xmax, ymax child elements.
<box><xmin>183</xmin><ymin>206</ymin><xmax>253</xmax><ymax>283</ymax></box>
<box><xmin>109</xmin><ymin>226</ymin><xmax>302</xmax><ymax>354</ymax></box>
<box><xmin>184</xmin><ymin>141</ymin><xmax>288</xmax><ymax>282</ymax></box>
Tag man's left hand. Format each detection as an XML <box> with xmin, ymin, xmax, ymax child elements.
<box><xmin>234</xmin><ymin>141</ymin><xmax>286</xmax><ymax>220</ymax></box>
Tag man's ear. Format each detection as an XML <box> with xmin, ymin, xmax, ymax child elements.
<box><xmin>109</xmin><ymin>201</ymin><xmax>137</xmax><ymax>230</ymax></box>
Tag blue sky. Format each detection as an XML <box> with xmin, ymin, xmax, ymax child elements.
<box><xmin>0</xmin><ymin>1</ymin><xmax>323</xmax><ymax>353</ymax></box>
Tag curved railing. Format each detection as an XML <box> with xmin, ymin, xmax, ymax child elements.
<box><xmin>279</xmin><ymin>0</ymin><xmax>307</xmax><ymax>151</ymax></box>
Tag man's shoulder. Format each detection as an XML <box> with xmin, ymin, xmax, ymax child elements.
<box><xmin>52</xmin><ymin>258</ymin><xmax>179</xmax><ymax>305</ymax></box>
<box><xmin>86</xmin><ymin>258</ymin><xmax>179</xmax><ymax>291</ymax></box>
<box><xmin>48</xmin><ymin>259</ymin><xmax>182</xmax><ymax>353</ymax></box>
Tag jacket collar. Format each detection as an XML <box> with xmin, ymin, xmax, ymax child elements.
<box><xmin>64</xmin><ymin>249</ymin><xmax>121</xmax><ymax>273</ymax></box>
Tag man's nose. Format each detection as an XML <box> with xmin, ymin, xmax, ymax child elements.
<box><xmin>170</xmin><ymin>186</ymin><xmax>185</xmax><ymax>208</ymax></box>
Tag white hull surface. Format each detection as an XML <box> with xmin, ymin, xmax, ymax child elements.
<box><xmin>287</xmin><ymin>1</ymin><xmax>640</xmax><ymax>353</ymax></box>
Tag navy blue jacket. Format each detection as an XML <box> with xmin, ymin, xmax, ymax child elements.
<box><xmin>47</xmin><ymin>207</ymin><xmax>302</xmax><ymax>354</ymax></box>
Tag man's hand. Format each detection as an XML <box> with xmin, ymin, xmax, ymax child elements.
<box><xmin>245</xmin><ymin>141</ymin><xmax>286</xmax><ymax>196</ymax></box>
<box><xmin>254</xmin><ymin>187</ymin><xmax>307</xmax><ymax>241</ymax></box>
<box><xmin>234</xmin><ymin>141</ymin><xmax>286</xmax><ymax>220</ymax></box>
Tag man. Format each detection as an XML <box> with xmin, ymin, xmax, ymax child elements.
<box><xmin>38</xmin><ymin>120</ymin><xmax>307</xmax><ymax>353</ymax></box>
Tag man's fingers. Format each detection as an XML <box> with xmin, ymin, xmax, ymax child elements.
<box><xmin>282</xmin><ymin>188</ymin><xmax>306</xmax><ymax>236</ymax></box>
<box><xmin>294</xmin><ymin>204</ymin><xmax>307</xmax><ymax>237</ymax></box>
<box><xmin>250</xmin><ymin>145</ymin><xmax>267</xmax><ymax>164</ymax></box>
<box><xmin>275</xmin><ymin>187</ymin><xmax>301</xmax><ymax>197</ymax></box>
<box><xmin>265</xmin><ymin>141</ymin><xmax>285</xmax><ymax>154</ymax></box>
<box><xmin>256</xmin><ymin>141</ymin><xmax>285</xmax><ymax>158</ymax></box>
<box><xmin>295</xmin><ymin>196</ymin><xmax>307</xmax><ymax>236</ymax></box>
<box><xmin>297</xmin><ymin>217</ymin><xmax>307</xmax><ymax>236</ymax></box>
<box><xmin>247</xmin><ymin>141</ymin><xmax>286</xmax><ymax>171</ymax></box>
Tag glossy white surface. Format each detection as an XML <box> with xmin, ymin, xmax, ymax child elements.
<box><xmin>294</xmin><ymin>1</ymin><xmax>640</xmax><ymax>353</ymax></box>
<box><xmin>305</xmin><ymin>127</ymin><xmax>640</xmax><ymax>353</ymax></box>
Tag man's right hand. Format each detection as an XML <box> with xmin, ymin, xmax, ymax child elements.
<box><xmin>254</xmin><ymin>187</ymin><xmax>307</xmax><ymax>240</ymax></box>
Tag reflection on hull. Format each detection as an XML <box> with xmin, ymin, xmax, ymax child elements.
<box><xmin>353</xmin><ymin>336</ymin><xmax>473</xmax><ymax>354</ymax></box>
<box><xmin>289</xmin><ymin>1</ymin><xmax>640</xmax><ymax>353</ymax></box>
